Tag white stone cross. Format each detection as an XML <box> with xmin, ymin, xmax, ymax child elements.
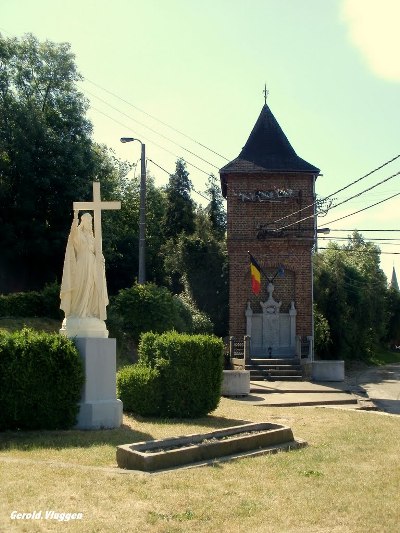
<box><xmin>73</xmin><ymin>181</ymin><xmax>121</xmax><ymax>288</ymax></box>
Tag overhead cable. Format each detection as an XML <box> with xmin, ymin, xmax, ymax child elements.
<box><xmin>276</xmin><ymin>170</ymin><xmax>400</xmax><ymax>231</ymax></box>
<box><xmin>147</xmin><ymin>158</ymin><xmax>211</xmax><ymax>201</ymax></box>
<box><xmin>85</xmin><ymin>78</ymin><xmax>230</xmax><ymax>161</ymax></box>
<box><xmin>91</xmin><ymin>106</ymin><xmax>211</xmax><ymax>176</ymax></box>
<box><xmin>271</xmin><ymin>154</ymin><xmax>400</xmax><ymax>227</ymax></box>
<box><xmin>85</xmin><ymin>88</ymin><xmax>220</xmax><ymax>170</ymax></box>
<box><xmin>323</xmin><ymin>190</ymin><xmax>400</xmax><ymax>226</ymax></box>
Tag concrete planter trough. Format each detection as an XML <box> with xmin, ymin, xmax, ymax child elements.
<box><xmin>221</xmin><ymin>370</ymin><xmax>250</xmax><ymax>396</ymax></box>
<box><xmin>116</xmin><ymin>422</ymin><xmax>305</xmax><ymax>472</ymax></box>
<box><xmin>312</xmin><ymin>360</ymin><xmax>345</xmax><ymax>382</ymax></box>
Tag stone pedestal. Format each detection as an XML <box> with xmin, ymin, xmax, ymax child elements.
<box><xmin>60</xmin><ymin>317</ymin><xmax>109</xmax><ymax>338</ymax></box>
<box><xmin>221</xmin><ymin>370</ymin><xmax>250</xmax><ymax>396</ymax></box>
<box><xmin>74</xmin><ymin>338</ymin><xmax>123</xmax><ymax>429</ymax></box>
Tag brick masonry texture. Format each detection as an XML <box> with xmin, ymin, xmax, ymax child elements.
<box><xmin>225</xmin><ymin>172</ymin><xmax>316</xmax><ymax>340</ymax></box>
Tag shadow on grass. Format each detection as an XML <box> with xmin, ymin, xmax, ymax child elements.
<box><xmin>0</xmin><ymin>425</ymin><xmax>153</xmax><ymax>452</ymax></box>
<box><xmin>124</xmin><ymin>413</ymin><xmax>252</xmax><ymax>430</ymax></box>
<box><xmin>0</xmin><ymin>415</ymin><xmax>251</xmax><ymax>452</ymax></box>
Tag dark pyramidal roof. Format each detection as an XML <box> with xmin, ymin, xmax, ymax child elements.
<box><xmin>220</xmin><ymin>104</ymin><xmax>320</xmax><ymax>178</ymax></box>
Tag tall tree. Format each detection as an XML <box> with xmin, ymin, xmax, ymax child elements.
<box><xmin>164</xmin><ymin>158</ymin><xmax>195</xmax><ymax>239</ymax></box>
<box><xmin>205</xmin><ymin>173</ymin><xmax>226</xmax><ymax>239</ymax></box>
<box><xmin>0</xmin><ymin>33</ymin><xmax>120</xmax><ymax>292</ymax></box>
<box><xmin>313</xmin><ymin>232</ymin><xmax>388</xmax><ymax>360</ymax></box>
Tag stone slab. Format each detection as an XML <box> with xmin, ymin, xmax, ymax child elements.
<box><xmin>116</xmin><ymin>422</ymin><xmax>302</xmax><ymax>472</ymax></box>
<box><xmin>312</xmin><ymin>360</ymin><xmax>345</xmax><ymax>382</ymax></box>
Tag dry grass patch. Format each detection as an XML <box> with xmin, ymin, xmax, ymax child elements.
<box><xmin>1</xmin><ymin>399</ymin><xmax>400</xmax><ymax>532</ymax></box>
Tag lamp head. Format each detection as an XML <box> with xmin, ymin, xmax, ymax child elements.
<box><xmin>120</xmin><ymin>137</ymin><xmax>135</xmax><ymax>143</ymax></box>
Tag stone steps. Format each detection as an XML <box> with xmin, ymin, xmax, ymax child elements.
<box><xmin>246</xmin><ymin>357</ymin><xmax>303</xmax><ymax>381</ymax></box>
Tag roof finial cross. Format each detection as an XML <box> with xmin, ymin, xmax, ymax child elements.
<box><xmin>263</xmin><ymin>84</ymin><xmax>269</xmax><ymax>105</ymax></box>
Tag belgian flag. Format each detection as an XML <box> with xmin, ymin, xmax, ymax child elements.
<box><xmin>249</xmin><ymin>253</ymin><xmax>262</xmax><ymax>295</ymax></box>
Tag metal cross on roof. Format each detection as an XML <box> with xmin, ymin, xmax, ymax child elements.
<box><xmin>263</xmin><ymin>84</ymin><xmax>269</xmax><ymax>104</ymax></box>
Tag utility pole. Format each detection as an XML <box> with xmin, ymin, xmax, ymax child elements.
<box><xmin>120</xmin><ymin>137</ymin><xmax>146</xmax><ymax>284</ymax></box>
<box><xmin>138</xmin><ymin>142</ymin><xmax>146</xmax><ymax>284</ymax></box>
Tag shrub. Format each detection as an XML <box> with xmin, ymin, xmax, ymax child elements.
<box><xmin>0</xmin><ymin>282</ymin><xmax>62</xmax><ymax>320</ymax></box>
<box><xmin>0</xmin><ymin>328</ymin><xmax>84</xmax><ymax>430</ymax></box>
<box><xmin>176</xmin><ymin>292</ymin><xmax>214</xmax><ymax>334</ymax></box>
<box><xmin>314</xmin><ymin>305</ymin><xmax>332</xmax><ymax>359</ymax></box>
<box><xmin>117</xmin><ymin>331</ymin><xmax>224</xmax><ymax>418</ymax></box>
<box><xmin>108</xmin><ymin>283</ymin><xmax>192</xmax><ymax>348</ymax></box>
<box><xmin>116</xmin><ymin>364</ymin><xmax>162</xmax><ymax>416</ymax></box>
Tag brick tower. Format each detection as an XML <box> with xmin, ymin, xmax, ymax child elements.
<box><xmin>220</xmin><ymin>103</ymin><xmax>320</xmax><ymax>361</ymax></box>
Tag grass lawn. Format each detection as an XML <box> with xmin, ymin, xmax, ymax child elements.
<box><xmin>1</xmin><ymin>400</ymin><xmax>399</xmax><ymax>533</ymax></box>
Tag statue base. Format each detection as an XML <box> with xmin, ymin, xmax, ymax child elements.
<box><xmin>73</xmin><ymin>337</ymin><xmax>123</xmax><ymax>429</ymax></box>
<box><xmin>60</xmin><ymin>317</ymin><xmax>109</xmax><ymax>338</ymax></box>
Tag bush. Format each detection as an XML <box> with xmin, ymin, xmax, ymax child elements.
<box><xmin>0</xmin><ymin>328</ymin><xmax>84</xmax><ymax>430</ymax></box>
<box><xmin>108</xmin><ymin>283</ymin><xmax>192</xmax><ymax>347</ymax></box>
<box><xmin>117</xmin><ymin>331</ymin><xmax>224</xmax><ymax>418</ymax></box>
<box><xmin>0</xmin><ymin>282</ymin><xmax>62</xmax><ymax>320</ymax></box>
<box><xmin>314</xmin><ymin>305</ymin><xmax>332</xmax><ymax>358</ymax></box>
<box><xmin>117</xmin><ymin>364</ymin><xmax>162</xmax><ymax>416</ymax></box>
<box><xmin>176</xmin><ymin>292</ymin><xmax>214</xmax><ymax>334</ymax></box>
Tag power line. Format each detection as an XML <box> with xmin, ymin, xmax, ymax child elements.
<box><xmin>317</xmin><ymin>247</ymin><xmax>400</xmax><ymax>255</ymax></box>
<box><xmin>85</xmin><ymin>78</ymin><xmax>230</xmax><ymax>161</ymax></box>
<box><xmin>327</xmin><ymin>229</ymin><xmax>400</xmax><ymax>232</ymax></box>
<box><xmin>318</xmin><ymin>237</ymin><xmax>400</xmax><ymax>243</ymax></box>
<box><xmin>146</xmin><ymin>158</ymin><xmax>211</xmax><ymax>202</ymax></box>
<box><xmin>330</xmin><ymin>170</ymin><xmax>400</xmax><ymax>211</ymax></box>
<box><xmin>91</xmin><ymin>106</ymin><xmax>211</xmax><ymax>176</ymax></box>
<box><xmin>324</xmin><ymin>190</ymin><xmax>400</xmax><ymax>226</ymax></box>
<box><xmin>276</xmin><ymin>169</ymin><xmax>400</xmax><ymax>232</ymax></box>
<box><xmin>271</xmin><ymin>154</ymin><xmax>400</xmax><ymax>227</ymax></box>
<box><xmin>85</xmin><ymin>88</ymin><xmax>220</xmax><ymax>170</ymax></box>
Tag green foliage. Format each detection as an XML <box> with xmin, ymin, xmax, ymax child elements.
<box><xmin>313</xmin><ymin>232</ymin><xmax>389</xmax><ymax>360</ymax></box>
<box><xmin>385</xmin><ymin>287</ymin><xmax>400</xmax><ymax>347</ymax></box>
<box><xmin>0</xmin><ymin>282</ymin><xmax>62</xmax><ymax>319</ymax></box>
<box><xmin>164</xmin><ymin>159</ymin><xmax>195</xmax><ymax>240</ymax></box>
<box><xmin>0</xmin><ymin>33</ymin><xmax>127</xmax><ymax>293</ymax></box>
<box><xmin>103</xmin><ymin>174</ymin><xmax>168</xmax><ymax>293</ymax></box>
<box><xmin>107</xmin><ymin>283</ymin><xmax>192</xmax><ymax>353</ymax></box>
<box><xmin>116</xmin><ymin>364</ymin><xmax>162</xmax><ymax>416</ymax></box>
<box><xmin>176</xmin><ymin>292</ymin><xmax>214</xmax><ymax>334</ymax></box>
<box><xmin>205</xmin><ymin>174</ymin><xmax>227</xmax><ymax>239</ymax></box>
<box><xmin>164</xmin><ymin>231</ymin><xmax>228</xmax><ymax>337</ymax></box>
<box><xmin>117</xmin><ymin>331</ymin><xmax>224</xmax><ymax>418</ymax></box>
<box><xmin>0</xmin><ymin>328</ymin><xmax>84</xmax><ymax>430</ymax></box>
<box><xmin>313</xmin><ymin>305</ymin><xmax>331</xmax><ymax>358</ymax></box>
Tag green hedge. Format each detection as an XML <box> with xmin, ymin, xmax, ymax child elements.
<box><xmin>116</xmin><ymin>364</ymin><xmax>162</xmax><ymax>416</ymax></box>
<box><xmin>0</xmin><ymin>282</ymin><xmax>62</xmax><ymax>319</ymax></box>
<box><xmin>117</xmin><ymin>331</ymin><xmax>224</xmax><ymax>418</ymax></box>
<box><xmin>0</xmin><ymin>328</ymin><xmax>84</xmax><ymax>430</ymax></box>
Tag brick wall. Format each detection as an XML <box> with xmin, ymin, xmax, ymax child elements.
<box><xmin>225</xmin><ymin>172</ymin><xmax>315</xmax><ymax>341</ymax></box>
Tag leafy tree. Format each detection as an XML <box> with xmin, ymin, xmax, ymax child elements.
<box><xmin>385</xmin><ymin>287</ymin><xmax>400</xmax><ymax>348</ymax></box>
<box><xmin>313</xmin><ymin>232</ymin><xmax>388</xmax><ymax>360</ymax></box>
<box><xmin>0</xmin><ymin>33</ymin><xmax>124</xmax><ymax>293</ymax></box>
<box><xmin>103</xmin><ymin>172</ymin><xmax>168</xmax><ymax>293</ymax></box>
<box><xmin>164</xmin><ymin>206</ymin><xmax>228</xmax><ymax>337</ymax></box>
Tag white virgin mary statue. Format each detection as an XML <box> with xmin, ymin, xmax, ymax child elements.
<box><xmin>60</xmin><ymin>212</ymin><xmax>109</xmax><ymax>338</ymax></box>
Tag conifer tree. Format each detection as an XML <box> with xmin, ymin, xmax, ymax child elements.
<box><xmin>164</xmin><ymin>159</ymin><xmax>195</xmax><ymax>239</ymax></box>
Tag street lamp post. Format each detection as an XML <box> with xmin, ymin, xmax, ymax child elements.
<box><xmin>120</xmin><ymin>137</ymin><xmax>146</xmax><ymax>284</ymax></box>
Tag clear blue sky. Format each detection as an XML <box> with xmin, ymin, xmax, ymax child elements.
<box><xmin>2</xmin><ymin>0</ymin><xmax>399</xmax><ymax>278</ymax></box>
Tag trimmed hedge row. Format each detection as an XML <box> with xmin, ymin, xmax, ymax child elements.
<box><xmin>0</xmin><ymin>282</ymin><xmax>62</xmax><ymax>319</ymax></box>
<box><xmin>0</xmin><ymin>328</ymin><xmax>84</xmax><ymax>430</ymax></box>
<box><xmin>117</xmin><ymin>331</ymin><xmax>224</xmax><ymax>418</ymax></box>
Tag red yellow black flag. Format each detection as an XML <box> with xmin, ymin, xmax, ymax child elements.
<box><xmin>249</xmin><ymin>253</ymin><xmax>261</xmax><ymax>295</ymax></box>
